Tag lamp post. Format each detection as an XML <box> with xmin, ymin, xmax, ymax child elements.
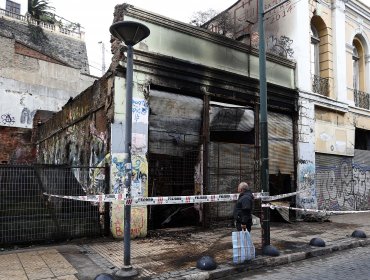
<box><xmin>258</xmin><ymin>0</ymin><xmax>289</xmax><ymax>256</ymax></box>
<box><xmin>258</xmin><ymin>0</ymin><xmax>271</xmax><ymax>253</ymax></box>
<box><xmin>109</xmin><ymin>21</ymin><xmax>150</xmax><ymax>278</ymax></box>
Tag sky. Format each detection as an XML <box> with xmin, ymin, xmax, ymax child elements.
<box><xmin>51</xmin><ymin>0</ymin><xmax>370</xmax><ymax>77</ymax></box>
<box><xmin>51</xmin><ymin>1</ymin><xmax>238</xmax><ymax>77</ymax></box>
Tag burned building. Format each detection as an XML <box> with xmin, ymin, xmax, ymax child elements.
<box><xmin>33</xmin><ymin>4</ymin><xmax>297</xmax><ymax>238</ymax></box>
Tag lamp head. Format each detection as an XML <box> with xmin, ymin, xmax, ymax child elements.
<box><xmin>109</xmin><ymin>21</ymin><xmax>150</xmax><ymax>46</ymax></box>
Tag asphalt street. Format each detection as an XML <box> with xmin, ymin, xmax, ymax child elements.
<box><xmin>222</xmin><ymin>245</ymin><xmax>370</xmax><ymax>280</ymax></box>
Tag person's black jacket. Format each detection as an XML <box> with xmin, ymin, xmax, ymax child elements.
<box><xmin>233</xmin><ymin>190</ymin><xmax>254</xmax><ymax>224</ymax></box>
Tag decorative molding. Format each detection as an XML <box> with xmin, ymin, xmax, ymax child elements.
<box><xmin>299</xmin><ymin>90</ymin><xmax>349</xmax><ymax>113</ymax></box>
<box><xmin>346</xmin><ymin>0</ymin><xmax>370</xmax><ymax>21</ymax></box>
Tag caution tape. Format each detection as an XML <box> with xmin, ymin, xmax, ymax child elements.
<box><xmin>261</xmin><ymin>190</ymin><xmax>304</xmax><ymax>201</ymax></box>
<box><xmin>43</xmin><ymin>193</ymin><xmax>240</xmax><ymax>205</ymax></box>
<box><xmin>43</xmin><ymin>190</ymin><xmax>303</xmax><ymax>205</ymax></box>
<box><xmin>262</xmin><ymin>203</ymin><xmax>370</xmax><ymax>214</ymax></box>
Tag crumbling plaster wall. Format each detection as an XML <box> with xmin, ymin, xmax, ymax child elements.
<box><xmin>296</xmin><ymin>97</ymin><xmax>317</xmax><ymax>210</ymax></box>
<box><xmin>34</xmin><ymin>75</ymin><xmax>114</xmax><ymax>168</ymax></box>
<box><xmin>0</xmin><ymin>35</ymin><xmax>95</xmax><ymax>103</ymax></box>
<box><xmin>0</xmin><ymin>32</ymin><xmax>97</xmax><ymax>163</ymax></box>
<box><xmin>108</xmin><ymin>5</ymin><xmax>151</xmax><ymax>239</ymax></box>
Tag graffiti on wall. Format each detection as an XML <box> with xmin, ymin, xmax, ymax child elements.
<box><xmin>111</xmin><ymin>153</ymin><xmax>128</xmax><ymax>195</ymax></box>
<box><xmin>1</xmin><ymin>113</ymin><xmax>15</xmax><ymax>125</ymax></box>
<box><xmin>132</xmin><ymin>98</ymin><xmax>149</xmax><ymax>154</ymax></box>
<box><xmin>264</xmin><ymin>0</ymin><xmax>295</xmax><ymax>25</ymax></box>
<box><xmin>266</xmin><ymin>35</ymin><xmax>294</xmax><ymax>58</ymax></box>
<box><xmin>20</xmin><ymin>108</ymin><xmax>36</xmax><ymax>125</ymax></box>
<box><xmin>111</xmin><ymin>93</ymin><xmax>149</xmax><ymax>239</ymax></box>
<box><xmin>131</xmin><ymin>155</ymin><xmax>148</xmax><ymax>198</ymax></box>
<box><xmin>110</xmin><ymin>153</ymin><xmax>148</xmax><ymax>238</ymax></box>
<box><xmin>1</xmin><ymin>87</ymin><xmax>68</xmax><ymax>128</ymax></box>
<box><xmin>89</xmin><ymin>123</ymin><xmax>108</xmax><ymax>166</ymax></box>
<box><xmin>132</xmin><ymin>98</ymin><xmax>149</xmax><ymax>123</ymax></box>
<box><xmin>130</xmin><ymin>207</ymin><xmax>147</xmax><ymax>237</ymax></box>
<box><xmin>112</xmin><ymin>202</ymin><xmax>124</xmax><ymax>237</ymax></box>
<box><xmin>297</xmin><ymin>163</ymin><xmax>317</xmax><ymax>209</ymax></box>
<box><xmin>316</xmin><ymin>160</ymin><xmax>370</xmax><ymax>211</ymax></box>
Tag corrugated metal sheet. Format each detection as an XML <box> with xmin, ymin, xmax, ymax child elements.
<box><xmin>268</xmin><ymin>112</ymin><xmax>294</xmax><ymax>175</ymax></box>
<box><xmin>315</xmin><ymin>153</ymin><xmax>358</xmax><ymax>211</ymax></box>
<box><xmin>210</xmin><ymin>106</ymin><xmax>254</xmax><ymax>132</ymax></box>
<box><xmin>149</xmin><ymin>90</ymin><xmax>203</xmax><ymax>155</ymax></box>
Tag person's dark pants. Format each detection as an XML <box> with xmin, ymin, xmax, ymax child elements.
<box><xmin>235</xmin><ymin>218</ymin><xmax>252</xmax><ymax>232</ymax></box>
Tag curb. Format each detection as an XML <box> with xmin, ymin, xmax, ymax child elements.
<box><xmin>150</xmin><ymin>237</ymin><xmax>370</xmax><ymax>279</ymax></box>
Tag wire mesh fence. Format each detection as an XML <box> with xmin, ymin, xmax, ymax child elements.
<box><xmin>148</xmin><ymin>131</ymin><xmax>202</xmax><ymax>229</ymax></box>
<box><xmin>148</xmin><ymin>129</ymin><xmax>260</xmax><ymax>230</ymax></box>
<box><xmin>0</xmin><ymin>165</ymin><xmax>108</xmax><ymax>245</ymax></box>
<box><xmin>207</xmin><ymin>142</ymin><xmax>257</xmax><ymax>227</ymax></box>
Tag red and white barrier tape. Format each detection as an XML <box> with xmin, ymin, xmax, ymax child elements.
<box><xmin>262</xmin><ymin>203</ymin><xmax>370</xmax><ymax>214</ymax></box>
<box><xmin>43</xmin><ymin>190</ymin><xmax>304</xmax><ymax>205</ymax></box>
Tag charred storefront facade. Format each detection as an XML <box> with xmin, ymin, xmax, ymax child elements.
<box><xmin>33</xmin><ymin>4</ymin><xmax>297</xmax><ymax>238</ymax></box>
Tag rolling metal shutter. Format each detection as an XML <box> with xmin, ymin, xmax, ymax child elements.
<box><xmin>315</xmin><ymin>153</ymin><xmax>355</xmax><ymax>210</ymax></box>
<box><xmin>268</xmin><ymin>112</ymin><xmax>294</xmax><ymax>176</ymax></box>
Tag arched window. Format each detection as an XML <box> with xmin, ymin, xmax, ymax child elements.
<box><xmin>310</xmin><ymin>24</ymin><xmax>320</xmax><ymax>76</ymax></box>
<box><xmin>352</xmin><ymin>37</ymin><xmax>368</xmax><ymax>109</ymax></box>
<box><xmin>353</xmin><ymin>45</ymin><xmax>360</xmax><ymax>91</ymax></box>
<box><xmin>352</xmin><ymin>38</ymin><xmax>366</xmax><ymax>92</ymax></box>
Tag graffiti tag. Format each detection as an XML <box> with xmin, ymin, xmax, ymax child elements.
<box><xmin>1</xmin><ymin>113</ymin><xmax>15</xmax><ymax>125</ymax></box>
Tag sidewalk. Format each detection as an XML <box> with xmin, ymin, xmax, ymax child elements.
<box><xmin>1</xmin><ymin>213</ymin><xmax>370</xmax><ymax>280</ymax></box>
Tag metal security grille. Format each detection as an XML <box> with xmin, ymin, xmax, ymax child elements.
<box><xmin>148</xmin><ymin>131</ymin><xmax>202</xmax><ymax>229</ymax></box>
<box><xmin>268</xmin><ymin>112</ymin><xmax>294</xmax><ymax>176</ymax></box>
<box><xmin>0</xmin><ymin>165</ymin><xmax>107</xmax><ymax>245</ymax></box>
<box><xmin>315</xmin><ymin>154</ymin><xmax>356</xmax><ymax>211</ymax></box>
<box><xmin>208</xmin><ymin>142</ymin><xmax>256</xmax><ymax>225</ymax></box>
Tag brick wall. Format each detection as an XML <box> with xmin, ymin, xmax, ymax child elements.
<box><xmin>15</xmin><ymin>42</ymin><xmax>66</xmax><ymax>66</ymax></box>
<box><xmin>0</xmin><ymin>127</ymin><xmax>35</xmax><ymax>164</ymax></box>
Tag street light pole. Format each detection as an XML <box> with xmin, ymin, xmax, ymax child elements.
<box><xmin>258</xmin><ymin>0</ymin><xmax>290</xmax><ymax>256</ymax></box>
<box><xmin>123</xmin><ymin>43</ymin><xmax>133</xmax><ymax>269</ymax></box>
<box><xmin>110</xmin><ymin>21</ymin><xmax>150</xmax><ymax>279</ymax></box>
<box><xmin>258</xmin><ymin>0</ymin><xmax>270</xmax><ymax>250</ymax></box>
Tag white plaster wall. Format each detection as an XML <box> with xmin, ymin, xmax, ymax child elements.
<box><xmin>291</xmin><ymin>0</ymin><xmax>311</xmax><ymax>92</ymax></box>
<box><xmin>332</xmin><ymin>1</ymin><xmax>347</xmax><ymax>103</ymax></box>
<box><xmin>0</xmin><ymin>77</ymin><xmax>76</xmax><ymax>128</ymax></box>
<box><xmin>296</xmin><ymin>97</ymin><xmax>318</xmax><ymax>210</ymax></box>
<box><xmin>1</xmin><ymin>59</ymin><xmax>94</xmax><ymax>94</ymax></box>
<box><xmin>0</xmin><ymin>35</ymin><xmax>96</xmax><ymax>128</ymax></box>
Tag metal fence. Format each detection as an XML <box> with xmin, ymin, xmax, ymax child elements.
<box><xmin>312</xmin><ymin>74</ymin><xmax>329</xmax><ymax>97</ymax></box>
<box><xmin>0</xmin><ymin>165</ymin><xmax>108</xmax><ymax>245</ymax></box>
<box><xmin>354</xmin><ymin>89</ymin><xmax>370</xmax><ymax>110</ymax></box>
<box><xmin>148</xmin><ymin>129</ymin><xmax>260</xmax><ymax>229</ymax></box>
<box><xmin>207</xmin><ymin>142</ymin><xmax>257</xmax><ymax>227</ymax></box>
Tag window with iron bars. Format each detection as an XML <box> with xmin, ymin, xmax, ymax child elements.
<box><xmin>6</xmin><ymin>0</ymin><xmax>20</xmax><ymax>14</ymax></box>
